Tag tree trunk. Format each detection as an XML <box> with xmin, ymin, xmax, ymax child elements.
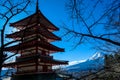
<box><xmin>0</xmin><ymin>30</ymin><xmax>4</xmax><ymax>79</ymax></box>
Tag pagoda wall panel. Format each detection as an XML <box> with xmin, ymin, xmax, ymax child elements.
<box><xmin>18</xmin><ymin>66</ymin><xmax>36</xmax><ymax>72</ymax></box>
<box><xmin>38</xmin><ymin>66</ymin><xmax>43</xmax><ymax>71</ymax></box>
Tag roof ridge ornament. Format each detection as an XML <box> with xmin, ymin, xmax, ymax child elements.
<box><xmin>36</xmin><ymin>0</ymin><xmax>39</xmax><ymax>12</ymax></box>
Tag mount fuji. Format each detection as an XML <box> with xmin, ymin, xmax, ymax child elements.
<box><xmin>65</xmin><ymin>52</ymin><xmax>105</xmax><ymax>72</ymax></box>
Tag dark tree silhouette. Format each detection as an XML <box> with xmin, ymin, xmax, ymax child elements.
<box><xmin>63</xmin><ymin>0</ymin><xmax>120</xmax><ymax>51</ymax></box>
<box><xmin>0</xmin><ymin>0</ymin><xmax>31</xmax><ymax>79</ymax></box>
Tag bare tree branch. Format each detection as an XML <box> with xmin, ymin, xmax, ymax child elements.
<box><xmin>63</xmin><ymin>27</ymin><xmax>120</xmax><ymax>46</ymax></box>
<box><xmin>64</xmin><ymin>0</ymin><xmax>120</xmax><ymax>52</ymax></box>
<box><xmin>0</xmin><ymin>0</ymin><xmax>31</xmax><ymax>79</ymax></box>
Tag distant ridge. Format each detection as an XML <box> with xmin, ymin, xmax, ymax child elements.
<box><xmin>66</xmin><ymin>52</ymin><xmax>104</xmax><ymax>72</ymax></box>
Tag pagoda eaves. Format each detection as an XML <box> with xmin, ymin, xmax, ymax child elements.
<box><xmin>4</xmin><ymin>39</ymin><xmax>64</xmax><ymax>53</ymax></box>
<box><xmin>10</xmin><ymin>11</ymin><xmax>59</xmax><ymax>31</ymax></box>
<box><xmin>3</xmin><ymin>1</ymin><xmax>68</xmax><ymax>76</ymax></box>
<box><xmin>3</xmin><ymin>54</ymin><xmax>68</xmax><ymax>67</ymax></box>
<box><xmin>6</xmin><ymin>24</ymin><xmax>61</xmax><ymax>41</ymax></box>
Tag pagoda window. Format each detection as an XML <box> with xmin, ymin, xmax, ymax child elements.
<box><xmin>38</xmin><ymin>66</ymin><xmax>43</xmax><ymax>71</ymax></box>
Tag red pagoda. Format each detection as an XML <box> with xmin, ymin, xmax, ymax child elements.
<box><xmin>3</xmin><ymin>0</ymin><xmax>68</xmax><ymax>80</ymax></box>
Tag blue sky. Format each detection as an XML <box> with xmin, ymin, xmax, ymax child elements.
<box><xmin>2</xmin><ymin>0</ymin><xmax>98</xmax><ymax>63</ymax></box>
<box><xmin>38</xmin><ymin>0</ymin><xmax>97</xmax><ymax>62</ymax></box>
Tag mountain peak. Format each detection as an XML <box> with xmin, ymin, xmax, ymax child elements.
<box><xmin>89</xmin><ymin>52</ymin><xmax>104</xmax><ymax>60</ymax></box>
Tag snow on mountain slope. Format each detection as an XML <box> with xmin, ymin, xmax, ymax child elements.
<box><xmin>69</xmin><ymin>59</ymin><xmax>87</xmax><ymax>66</ymax></box>
<box><xmin>89</xmin><ymin>52</ymin><xmax>104</xmax><ymax>60</ymax></box>
<box><xmin>66</xmin><ymin>52</ymin><xmax>104</xmax><ymax>72</ymax></box>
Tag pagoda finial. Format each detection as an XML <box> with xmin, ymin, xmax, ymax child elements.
<box><xmin>36</xmin><ymin>0</ymin><xmax>39</xmax><ymax>12</ymax></box>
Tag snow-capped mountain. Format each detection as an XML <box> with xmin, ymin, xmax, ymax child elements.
<box><xmin>66</xmin><ymin>52</ymin><xmax>105</xmax><ymax>72</ymax></box>
<box><xmin>89</xmin><ymin>52</ymin><xmax>104</xmax><ymax>60</ymax></box>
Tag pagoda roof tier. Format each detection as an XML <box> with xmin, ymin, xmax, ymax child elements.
<box><xmin>3</xmin><ymin>59</ymin><xmax>68</xmax><ymax>68</ymax></box>
<box><xmin>16</xmin><ymin>54</ymin><xmax>68</xmax><ymax>65</ymax></box>
<box><xmin>10</xmin><ymin>11</ymin><xmax>59</xmax><ymax>31</ymax></box>
<box><xmin>4</xmin><ymin>39</ymin><xmax>64</xmax><ymax>53</ymax></box>
<box><xmin>3</xmin><ymin>54</ymin><xmax>68</xmax><ymax>67</ymax></box>
<box><xmin>6</xmin><ymin>24</ymin><xmax>61</xmax><ymax>41</ymax></box>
